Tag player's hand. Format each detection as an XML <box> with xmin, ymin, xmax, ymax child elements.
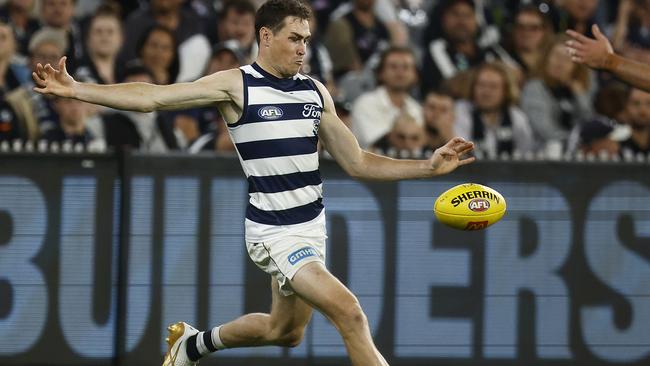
<box><xmin>565</xmin><ymin>24</ymin><xmax>614</xmax><ymax>69</ymax></box>
<box><xmin>429</xmin><ymin>137</ymin><xmax>475</xmax><ymax>176</ymax></box>
<box><xmin>32</xmin><ymin>56</ymin><xmax>77</xmax><ymax>97</ymax></box>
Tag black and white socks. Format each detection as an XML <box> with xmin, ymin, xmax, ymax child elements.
<box><xmin>185</xmin><ymin>326</ymin><xmax>226</xmax><ymax>362</ymax></box>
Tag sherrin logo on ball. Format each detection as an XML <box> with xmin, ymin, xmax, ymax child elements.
<box><xmin>434</xmin><ymin>183</ymin><xmax>506</xmax><ymax>230</ymax></box>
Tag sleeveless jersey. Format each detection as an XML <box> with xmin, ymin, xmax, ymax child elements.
<box><xmin>230</xmin><ymin>63</ymin><xmax>326</xmax><ymax>241</ymax></box>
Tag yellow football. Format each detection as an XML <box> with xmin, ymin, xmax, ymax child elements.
<box><xmin>434</xmin><ymin>183</ymin><xmax>506</xmax><ymax>230</ymax></box>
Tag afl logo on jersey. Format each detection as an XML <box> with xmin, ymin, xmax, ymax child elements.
<box><xmin>258</xmin><ymin>106</ymin><xmax>284</xmax><ymax>120</ymax></box>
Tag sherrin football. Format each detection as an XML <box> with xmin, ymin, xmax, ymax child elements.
<box><xmin>434</xmin><ymin>183</ymin><xmax>506</xmax><ymax>230</ymax></box>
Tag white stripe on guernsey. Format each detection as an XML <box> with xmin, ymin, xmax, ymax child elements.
<box><xmin>243</xmin><ymin>152</ymin><xmax>319</xmax><ymax>177</ymax></box>
<box><xmin>229</xmin><ymin>119</ymin><xmax>315</xmax><ymax>143</ymax></box>
<box><xmin>250</xmin><ymin>184</ymin><xmax>323</xmax><ymax>211</ymax></box>
<box><xmin>248</xmin><ymin>86</ymin><xmax>322</xmax><ymax>106</ymax></box>
<box><xmin>240</xmin><ymin>65</ymin><xmax>263</xmax><ymax>78</ymax></box>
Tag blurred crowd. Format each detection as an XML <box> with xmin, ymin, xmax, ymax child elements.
<box><xmin>0</xmin><ymin>0</ymin><xmax>649</xmax><ymax>159</ymax></box>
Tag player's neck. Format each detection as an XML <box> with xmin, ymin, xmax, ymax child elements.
<box><xmin>255</xmin><ymin>57</ymin><xmax>291</xmax><ymax>79</ymax></box>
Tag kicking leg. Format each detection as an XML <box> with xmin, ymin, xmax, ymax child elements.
<box><xmin>290</xmin><ymin>261</ymin><xmax>389</xmax><ymax>366</ymax></box>
<box><xmin>218</xmin><ymin>278</ymin><xmax>313</xmax><ymax>348</ymax></box>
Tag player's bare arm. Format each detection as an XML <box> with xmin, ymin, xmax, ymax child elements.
<box><xmin>32</xmin><ymin>56</ymin><xmax>243</xmax><ymax>111</ymax></box>
<box><xmin>566</xmin><ymin>24</ymin><xmax>650</xmax><ymax>92</ymax></box>
<box><xmin>315</xmin><ymin>80</ymin><xmax>475</xmax><ymax>180</ymax></box>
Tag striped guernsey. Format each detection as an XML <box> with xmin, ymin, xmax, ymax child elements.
<box><xmin>229</xmin><ymin>63</ymin><xmax>325</xmax><ymax>241</ymax></box>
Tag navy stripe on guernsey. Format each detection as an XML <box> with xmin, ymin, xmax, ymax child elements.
<box><xmin>248</xmin><ymin>170</ymin><xmax>322</xmax><ymax>194</ymax></box>
<box><xmin>236</xmin><ymin>136</ymin><xmax>318</xmax><ymax>161</ymax></box>
<box><xmin>233</xmin><ymin>63</ymin><xmax>324</xmax><ymax>226</ymax></box>
<box><xmin>247</xmin><ymin>198</ymin><xmax>324</xmax><ymax>226</ymax></box>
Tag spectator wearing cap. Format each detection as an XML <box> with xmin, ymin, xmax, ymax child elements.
<box><xmin>5</xmin><ymin>27</ymin><xmax>68</xmax><ymax>141</ymax></box>
<box><xmin>0</xmin><ymin>0</ymin><xmax>40</xmax><ymax>57</ymax></box>
<box><xmin>350</xmin><ymin>46</ymin><xmax>422</xmax><ymax>149</ymax></box>
<box><xmin>74</xmin><ymin>8</ymin><xmax>123</xmax><ymax>84</ymax></box>
<box><xmin>40</xmin><ymin>0</ymin><xmax>84</xmax><ymax>73</ymax></box>
<box><xmin>100</xmin><ymin>62</ymin><xmax>179</xmax><ymax>152</ymax></box>
<box><xmin>42</xmin><ymin>96</ymin><xmax>105</xmax><ymax>149</ymax></box>
<box><xmin>215</xmin><ymin>0</ymin><xmax>258</xmax><ymax>65</ymax></box>
<box><xmin>454</xmin><ymin>62</ymin><xmax>534</xmax><ymax>158</ymax></box>
<box><xmin>420</xmin><ymin>0</ymin><xmax>516</xmax><ymax>96</ymax></box>
<box><xmin>188</xmin><ymin>43</ymin><xmax>245</xmax><ymax>153</ymax></box>
<box><xmin>619</xmin><ymin>88</ymin><xmax>650</xmax><ymax>155</ymax></box>
<box><xmin>577</xmin><ymin>117</ymin><xmax>623</xmax><ymax>156</ymax></box>
<box><xmin>121</xmin><ymin>0</ymin><xmax>210</xmax><ymax>82</ymax></box>
<box><xmin>0</xmin><ymin>21</ymin><xmax>31</xmax><ymax>93</ymax></box>
<box><xmin>324</xmin><ymin>0</ymin><xmax>392</xmax><ymax>79</ymax></box>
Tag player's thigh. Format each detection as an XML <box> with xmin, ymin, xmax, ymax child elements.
<box><xmin>269</xmin><ymin>277</ymin><xmax>313</xmax><ymax>333</ymax></box>
<box><xmin>288</xmin><ymin>261</ymin><xmax>359</xmax><ymax>320</ymax></box>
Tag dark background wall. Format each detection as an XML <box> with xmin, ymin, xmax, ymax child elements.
<box><xmin>0</xmin><ymin>153</ymin><xmax>649</xmax><ymax>366</ymax></box>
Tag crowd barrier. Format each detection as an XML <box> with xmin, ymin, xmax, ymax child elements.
<box><xmin>0</xmin><ymin>152</ymin><xmax>649</xmax><ymax>366</ymax></box>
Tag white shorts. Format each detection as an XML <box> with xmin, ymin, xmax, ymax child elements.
<box><xmin>246</xmin><ymin>228</ymin><xmax>327</xmax><ymax>296</ymax></box>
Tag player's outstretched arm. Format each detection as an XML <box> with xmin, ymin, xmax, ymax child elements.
<box><xmin>315</xmin><ymin>82</ymin><xmax>474</xmax><ymax>181</ymax></box>
<box><xmin>32</xmin><ymin>57</ymin><xmax>239</xmax><ymax>111</ymax></box>
<box><xmin>566</xmin><ymin>25</ymin><xmax>650</xmax><ymax>92</ymax></box>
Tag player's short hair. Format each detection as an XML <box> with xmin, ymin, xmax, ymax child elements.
<box><xmin>255</xmin><ymin>0</ymin><xmax>311</xmax><ymax>44</ymax></box>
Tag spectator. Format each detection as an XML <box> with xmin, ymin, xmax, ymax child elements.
<box><xmin>455</xmin><ymin>62</ymin><xmax>535</xmax><ymax>158</ymax></box>
<box><xmin>577</xmin><ymin>117</ymin><xmax>622</xmax><ymax>156</ymax></box>
<box><xmin>0</xmin><ymin>21</ymin><xmax>31</xmax><ymax>93</ymax></box>
<box><xmin>350</xmin><ymin>46</ymin><xmax>422</xmax><ymax>148</ymax></box>
<box><xmin>324</xmin><ymin>0</ymin><xmax>391</xmax><ymax>78</ymax></box>
<box><xmin>423</xmin><ymin>89</ymin><xmax>456</xmax><ymax>152</ymax></box>
<box><xmin>215</xmin><ymin>0</ymin><xmax>258</xmax><ymax>64</ymax></box>
<box><xmin>611</xmin><ymin>0</ymin><xmax>650</xmax><ymax>64</ymax></box>
<box><xmin>136</xmin><ymin>25</ymin><xmax>180</xmax><ymax>85</ymax></box>
<box><xmin>557</xmin><ymin>0</ymin><xmax>599</xmax><ymax>35</ymax></box>
<box><xmin>0</xmin><ymin>0</ymin><xmax>40</xmax><ymax>57</ymax></box>
<box><xmin>0</xmin><ymin>95</ymin><xmax>22</xmax><ymax>141</ymax></box>
<box><xmin>520</xmin><ymin>35</ymin><xmax>594</xmax><ymax>150</ymax></box>
<box><xmin>189</xmin><ymin>43</ymin><xmax>244</xmax><ymax>153</ymax></box>
<box><xmin>302</xmin><ymin>3</ymin><xmax>336</xmax><ymax>93</ymax></box>
<box><xmin>619</xmin><ymin>87</ymin><xmax>650</xmax><ymax>155</ymax></box>
<box><xmin>100</xmin><ymin>63</ymin><xmax>178</xmax><ymax>152</ymax></box>
<box><xmin>40</xmin><ymin>0</ymin><xmax>84</xmax><ymax>72</ymax></box>
<box><xmin>420</xmin><ymin>0</ymin><xmax>515</xmax><ymax>95</ymax></box>
<box><xmin>372</xmin><ymin>113</ymin><xmax>427</xmax><ymax>158</ymax></box>
<box><xmin>5</xmin><ymin>27</ymin><xmax>67</xmax><ymax>140</ymax></box>
<box><xmin>42</xmin><ymin>97</ymin><xmax>105</xmax><ymax>149</ymax></box>
<box><xmin>75</xmin><ymin>8</ymin><xmax>123</xmax><ymax>84</ymax></box>
<box><xmin>121</xmin><ymin>0</ymin><xmax>210</xmax><ymax>82</ymax></box>
<box><xmin>503</xmin><ymin>5</ymin><xmax>554</xmax><ymax>82</ymax></box>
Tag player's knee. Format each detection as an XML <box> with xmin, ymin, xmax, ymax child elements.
<box><xmin>276</xmin><ymin>327</ymin><xmax>305</xmax><ymax>348</ymax></box>
<box><xmin>334</xmin><ymin>300</ymin><xmax>368</xmax><ymax>333</ymax></box>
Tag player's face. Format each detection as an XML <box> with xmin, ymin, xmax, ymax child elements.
<box><xmin>268</xmin><ymin>17</ymin><xmax>311</xmax><ymax>77</ymax></box>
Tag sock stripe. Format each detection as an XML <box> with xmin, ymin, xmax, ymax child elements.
<box><xmin>211</xmin><ymin>326</ymin><xmax>226</xmax><ymax>350</ymax></box>
<box><xmin>196</xmin><ymin>332</ymin><xmax>209</xmax><ymax>355</ymax></box>
<box><xmin>204</xmin><ymin>331</ymin><xmax>217</xmax><ymax>352</ymax></box>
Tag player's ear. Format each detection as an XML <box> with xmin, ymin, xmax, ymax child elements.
<box><xmin>260</xmin><ymin>27</ymin><xmax>272</xmax><ymax>47</ymax></box>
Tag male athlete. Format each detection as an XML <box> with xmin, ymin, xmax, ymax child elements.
<box><xmin>32</xmin><ymin>1</ymin><xmax>475</xmax><ymax>365</ymax></box>
<box><xmin>566</xmin><ymin>24</ymin><xmax>650</xmax><ymax>92</ymax></box>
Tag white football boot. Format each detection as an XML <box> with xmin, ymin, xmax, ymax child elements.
<box><xmin>162</xmin><ymin>322</ymin><xmax>200</xmax><ymax>366</ymax></box>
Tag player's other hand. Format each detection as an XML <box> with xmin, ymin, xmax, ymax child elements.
<box><xmin>430</xmin><ymin>137</ymin><xmax>475</xmax><ymax>176</ymax></box>
<box><xmin>565</xmin><ymin>24</ymin><xmax>614</xmax><ymax>69</ymax></box>
<box><xmin>32</xmin><ymin>56</ymin><xmax>77</xmax><ymax>98</ymax></box>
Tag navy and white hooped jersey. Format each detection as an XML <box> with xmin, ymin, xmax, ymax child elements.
<box><xmin>230</xmin><ymin>63</ymin><xmax>326</xmax><ymax>241</ymax></box>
